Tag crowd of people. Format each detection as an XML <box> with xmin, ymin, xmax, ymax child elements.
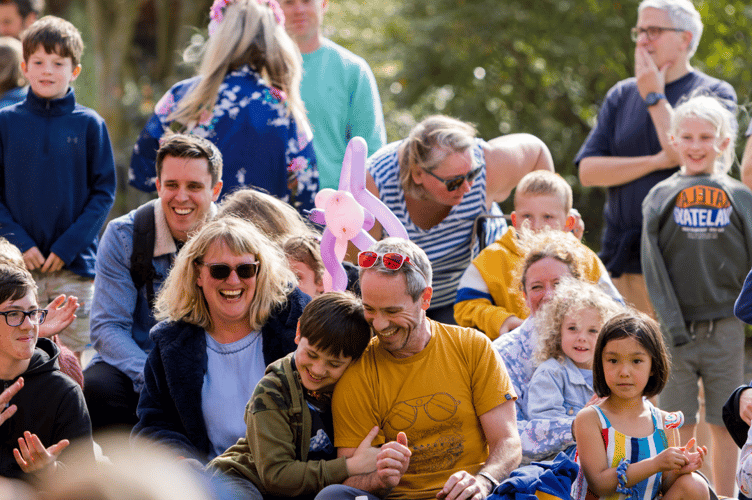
<box><xmin>2</xmin><ymin>0</ymin><xmax>752</xmax><ymax>499</ymax></box>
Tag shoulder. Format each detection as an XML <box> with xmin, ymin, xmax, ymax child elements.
<box><xmin>535</xmin><ymin>357</ymin><xmax>565</xmax><ymax>374</ymax></box>
<box><xmin>252</xmin><ymin>356</ymin><xmax>295</xmax><ymax>412</ymax></box>
<box><xmin>687</xmin><ymin>71</ymin><xmax>736</xmax><ymax>99</ymax></box>
<box><xmin>150</xmin><ymin>320</ymin><xmax>201</xmax><ymax>345</ymax></box>
<box><xmin>267</xmin><ymin>288</ymin><xmax>310</xmax><ymax>327</ymax></box>
<box><xmin>320</xmin><ymin>39</ymin><xmax>371</xmax><ymax>69</ymax></box>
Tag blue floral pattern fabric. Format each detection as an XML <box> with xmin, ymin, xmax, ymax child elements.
<box><xmin>129</xmin><ymin>65</ymin><xmax>317</xmax><ymax>213</ymax></box>
<box><xmin>493</xmin><ymin>318</ymin><xmax>577</xmax><ymax>463</ymax></box>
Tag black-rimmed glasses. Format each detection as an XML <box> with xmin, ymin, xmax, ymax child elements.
<box><xmin>421</xmin><ymin>165</ymin><xmax>482</xmax><ymax>192</ymax></box>
<box><xmin>0</xmin><ymin>309</ymin><xmax>47</xmax><ymax>327</ymax></box>
<box><xmin>630</xmin><ymin>26</ymin><xmax>685</xmax><ymax>42</ymax></box>
<box><xmin>195</xmin><ymin>261</ymin><xmax>259</xmax><ymax>280</ymax></box>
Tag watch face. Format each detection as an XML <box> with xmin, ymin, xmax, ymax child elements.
<box><xmin>645</xmin><ymin>93</ymin><xmax>664</xmax><ymax>106</ymax></box>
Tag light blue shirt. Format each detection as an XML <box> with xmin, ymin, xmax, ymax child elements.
<box><xmin>202</xmin><ymin>330</ymin><xmax>265</xmax><ymax>459</ymax></box>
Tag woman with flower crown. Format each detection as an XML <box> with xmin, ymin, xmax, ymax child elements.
<box><xmin>129</xmin><ymin>0</ymin><xmax>317</xmax><ymax>213</ymax></box>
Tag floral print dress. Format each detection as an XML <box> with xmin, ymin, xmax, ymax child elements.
<box><xmin>129</xmin><ymin>65</ymin><xmax>318</xmax><ymax>213</ymax></box>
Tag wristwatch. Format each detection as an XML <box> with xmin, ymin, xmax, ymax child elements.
<box><xmin>644</xmin><ymin>92</ymin><xmax>666</xmax><ymax>107</ymax></box>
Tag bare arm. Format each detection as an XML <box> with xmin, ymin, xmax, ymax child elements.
<box><xmin>742</xmin><ymin>139</ymin><xmax>752</xmax><ymax>192</ymax></box>
<box><xmin>437</xmin><ymin>400</ymin><xmax>521</xmax><ymax>500</ymax></box>
<box><xmin>484</xmin><ymin>134</ymin><xmax>554</xmax><ymax>205</ymax></box>
<box><xmin>580</xmin><ymin>47</ymin><xmax>680</xmax><ymax>188</ymax></box>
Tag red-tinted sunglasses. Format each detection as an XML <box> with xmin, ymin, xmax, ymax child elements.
<box><xmin>358</xmin><ymin>251</ymin><xmax>415</xmax><ymax>271</ymax></box>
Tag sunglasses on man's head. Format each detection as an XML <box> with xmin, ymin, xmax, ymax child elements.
<box><xmin>195</xmin><ymin>261</ymin><xmax>259</xmax><ymax>280</ymax></box>
<box><xmin>421</xmin><ymin>164</ymin><xmax>482</xmax><ymax>192</ymax></box>
<box><xmin>358</xmin><ymin>251</ymin><xmax>414</xmax><ymax>271</ymax></box>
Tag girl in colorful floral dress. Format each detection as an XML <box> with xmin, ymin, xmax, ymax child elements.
<box><xmin>130</xmin><ymin>0</ymin><xmax>317</xmax><ymax>213</ymax></box>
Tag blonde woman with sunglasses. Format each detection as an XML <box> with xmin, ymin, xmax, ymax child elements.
<box><xmin>132</xmin><ymin>216</ymin><xmax>310</xmax><ymax>463</ymax></box>
<box><xmin>366</xmin><ymin>115</ymin><xmax>554</xmax><ymax>324</ymax></box>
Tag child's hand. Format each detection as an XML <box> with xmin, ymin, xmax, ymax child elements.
<box><xmin>22</xmin><ymin>247</ymin><xmax>45</xmax><ymax>271</ymax></box>
<box><xmin>677</xmin><ymin>438</ymin><xmax>707</xmax><ymax>475</ymax></box>
<box><xmin>584</xmin><ymin>393</ymin><xmax>607</xmax><ymax>407</ymax></box>
<box><xmin>653</xmin><ymin>446</ymin><xmax>688</xmax><ymax>472</ymax></box>
<box><xmin>39</xmin><ymin>295</ymin><xmax>79</xmax><ymax>338</ymax></box>
<box><xmin>346</xmin><ymin>425</ymin><xmax>380</xmax><ymax>476</ymax></box>
<box><xmin>13</xmin><ymin>431</ymin><xmax>69</xmax><ymax>474</ymax></box>
<box><xmin>41</xmin><ymin>252</ymin><xmax>65</xmax><ymax>273</ymax></box>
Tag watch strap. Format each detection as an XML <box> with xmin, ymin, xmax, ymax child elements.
<box><xmin>479</xmin><ymin>471</ymin><xmax>500</xmax><ymax>490</ymax></box>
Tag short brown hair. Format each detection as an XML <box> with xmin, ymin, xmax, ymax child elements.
<box><xmin>592</xmin><ymin>312</ymin><xmax>670</xmax><ymax>399</ymax></box>
<box><xmin>514</xmin><ymin>170</ymin><xmax>572</xmax><ymax>213</ymax></box>
<box><xmin>298</xmin><ymin>292</ymin><xmax>371</xmax><ymax>360</ymax></box>
<box><xmin>0</xmin><ymin>263</ymin><xmax>36</xmax><ymax>305</ymax></box>
<box><xmin>156</xmin><ymin>134</ymin><xmax>223</xmax><ymax>186</ymax></box>
<box><xmin>22</xmin><ymin>15</ymin><xmax>83</xmax><ymax>66</ymax></box>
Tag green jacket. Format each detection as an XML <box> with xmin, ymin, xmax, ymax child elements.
<box><xmin>209</xmin><ymin>354</ymin><xmax>349</xmax><ymax>496</ymax></box>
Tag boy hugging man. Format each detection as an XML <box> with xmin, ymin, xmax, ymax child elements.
<box><xmin>454</xmin><ymin>170</ymin><xmax>621</xmax><ymax>339</ymax></box>
<box><xmin>209</xmin><ymin>292</ymin><xmax>375</xmax><ymax>499</ymax></box>
<box><xmin>0</xmin><ymin>16</ymin><xmax>116</xmax><ymax>355</ymax></box>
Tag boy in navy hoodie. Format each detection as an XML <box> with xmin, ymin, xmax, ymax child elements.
<box><xmin>0</xmin><ymin>16</ymin><xmax>116</xmax><ymax>356</ymax></box>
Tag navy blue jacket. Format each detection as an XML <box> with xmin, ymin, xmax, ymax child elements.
<box><xmin>0</xmin><ymin>88</ymin><xmax>116</xmax><ymax>278</ymax></box>
<box><xmin>132</xmin><ymin>289</ymin><xmax>310</xmax><ymax>462</ymax></box>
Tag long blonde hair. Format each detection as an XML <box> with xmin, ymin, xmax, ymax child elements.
<box><xmin>168</xmin><ymin>0</ymin><xmax>308</xmax><ymax>134</ymax></box>
<box><xmin>154</xmin><ymin>216</ymin><xmax>296</xmax><ymax>332</ymax></box>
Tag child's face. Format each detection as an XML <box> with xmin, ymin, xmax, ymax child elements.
<box><xmin>560</xmin><ymin>308</ymin><xmax>601</xmax><ymax>369</ymax></box>
<box><xmin>511</xmin><ymin>193</ymin><xmax>571</xmax><ymax>233</ymax></box>
<box><xmin>22</xmin><ymin>47</ymin><xmax>81</xmax><ymax>101</ymax></box>
<box><xmin>0</xmin><ymin>291</ymin><xmax>39</xmax><ymax>371</ymax></box>
<box><xmin>672</xmin><ymin>116</ymin><xmax>729</xmax><ymax>176</ymax></box>
<box><xmin>294</xmin><ymin>334</ymin><xmax>353</xmax><ymax>392</ymax></box>
<box><xmin>601</xmin><ymin>336</ymin><xmax>652</xmax><ymax>401</ymax></box>
<box><xmin>289</xmin><ymin>259</ymin><xmax>324</xmax><ymax>297</ymax></box>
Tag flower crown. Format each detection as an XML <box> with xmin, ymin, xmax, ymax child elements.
<box><xmin>209</xmin><ymin>0</ymin><xmax>286</xmax><ymax>37</ymax></box>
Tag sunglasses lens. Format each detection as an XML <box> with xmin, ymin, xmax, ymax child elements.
<box><xmin>237</xmin><ymin>263</ymin><xmax>258</xmax><ymax>279</ymax></box>
<box><xmin>358</xmin><ymin>251</ymin><xmax>378</xmax><ymax>268</ymax></box>
<box><xmin>382</xmin><ymin>253</ymin><xmax>405</xmax><ymax>270</ymax></box>
<box><xmin>445</xmin><ymin>178</ymin><xmax>463</xmax><ymax>191</ymax></box>
<box><xmin>208</xmin><ymin>264</ymin><xmax>232</xmax><ymax>280</ymax></box>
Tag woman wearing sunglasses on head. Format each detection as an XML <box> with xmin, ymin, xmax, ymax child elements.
<box><xmin>132</xmin><ymin>216</ymin><xmax>309</xmax><ymax>463</ymax></box>
<box><xmin>366</xmin><ymin>115</ymin><xmax>554</xmax><ymax>324</ymax></box>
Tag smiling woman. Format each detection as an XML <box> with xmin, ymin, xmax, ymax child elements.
<box><xmin>132</xmin><ymin>216</ymin><xmax>310</xmax><ymax>463</ymax></box>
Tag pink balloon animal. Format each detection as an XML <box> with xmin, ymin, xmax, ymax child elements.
<box><xmin>308</xmin><ymin>137</ymin><xmax>408</xmax><ymax>291</ymax></box>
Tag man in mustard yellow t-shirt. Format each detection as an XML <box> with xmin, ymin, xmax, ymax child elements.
<box><xmin>315</xmin><ymin>238</ymin><xmax>521</xmax><ymax>500</ymax></box>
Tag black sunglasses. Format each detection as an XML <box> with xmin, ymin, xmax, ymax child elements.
<box><xmin>196</xmin><ymin>261</ymin><xmax>259</xmax><ymax>280</ymax></box>
<box><xmin>422</xmin><ymin>164</ymin><xmax>482</xmax><ymax>192</ymax></box>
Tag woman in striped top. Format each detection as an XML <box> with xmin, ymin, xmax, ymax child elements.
<box><xmin>365</xmin><ymin>115</ymin><xmax>553</xmax><ymax>323</ymax></box>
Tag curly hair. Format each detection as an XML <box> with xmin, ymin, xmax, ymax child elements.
<box><xmin>533</xmin><ymin>278</ymin><xmax>624</xmax><ymax>366</ymax></box>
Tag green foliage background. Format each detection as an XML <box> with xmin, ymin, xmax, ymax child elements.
<box><xmin>54</xmin><ymin>0</ymin><xmax>752</xmax><ymax>246</ymax></box>
<box><xmin>324</xmin><ymin>0</ymin><xmax>752</xmax><ymax>249</ymax></box>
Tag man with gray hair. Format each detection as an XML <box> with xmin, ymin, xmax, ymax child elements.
<box><xmin>575</xmin><ymin>0</ymin><xmax>736</xmax><ymax>494</ymax></box>
<box><xmin>315</xmin><ymin>238</ymin><xmax>520</xmax><ymax>500</ymax></box>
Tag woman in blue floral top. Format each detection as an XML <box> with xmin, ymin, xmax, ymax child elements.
<box><xmin>129</xmin><ymin>0</ymin><xmax>317</xmax><ymax>213</ymax></box>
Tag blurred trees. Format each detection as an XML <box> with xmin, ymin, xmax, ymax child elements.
<box><xmin>55</xmin><ymin>0</ymin><xmax>751</xmax><ymax>242</ymax></box>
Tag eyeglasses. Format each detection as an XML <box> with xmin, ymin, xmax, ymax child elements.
<box><xmin>421</xmin><ymin>164</ymin><xmax>482</xmax><ymax>192</ymax></box>
<box><xmin>630</xmin><ymin>26</ymin><xmax>685</xmax><ymax>42</ymax></box>
<box><xmin>196</xmin><ymin>261</ymin><xmax>259</xmax><ymax>280</ymax></box>
<box><xmin>0</xmin><ymin>309</ymin><xmax>47</xmax><ymax>327</ymax></box>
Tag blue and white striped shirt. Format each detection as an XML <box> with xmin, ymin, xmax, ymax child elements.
<box><xmin>368</xmin><ymin>139</ymin><xmax>506</xmax><ymax>308</ymax></box>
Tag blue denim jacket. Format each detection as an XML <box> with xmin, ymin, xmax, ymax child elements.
<box><xmin>494</xmin><ymin>318</ymin><xmax>580</xmax><ymax>463</ymax></box>
<box><xmin>89</xmin><ymin>202</ymin><xmax>208</xmax><ymax>393</ymax></box>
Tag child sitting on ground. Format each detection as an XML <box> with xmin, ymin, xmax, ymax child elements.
<box><xmin>641</xmin><ymin>94</ymin><xmax>752</xmax><ymax>496</ymax></box>
<box><xmin>526</xmin><ymin>278</ymin><xmax>623</xmax><ymax>461</ymax></box>
<box><xmin>573</xmin><ymin>313</ymin><xmax>710</xmax><ymax>500</ymax></box>
<box><xmin>208</xmin><ymin>292</ymin><xmax>376</xmax><ymax>498</ymax></box>
<box><xmin>454</xmin><ymin>170</ymin><xmax>620</xmax><ymax>339</ymax></box>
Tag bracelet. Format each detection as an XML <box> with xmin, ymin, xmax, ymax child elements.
<box><xmin>478</xmin><ymin>471</ymin><xmax>500</xmax><ymax>491</ymax></box>
<box><xmin>615</xmin><ymin>458</ymin><xmax>637</xmax><ymax>499</ymax></box>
